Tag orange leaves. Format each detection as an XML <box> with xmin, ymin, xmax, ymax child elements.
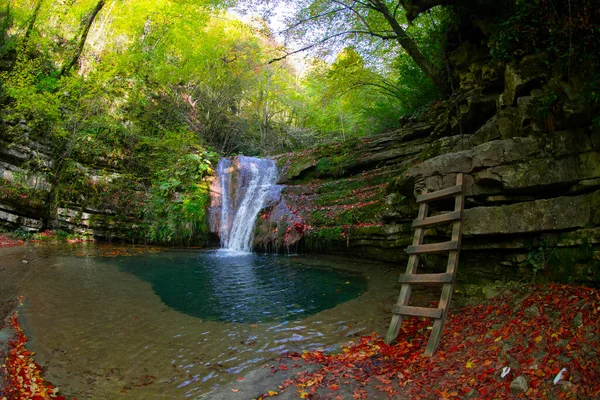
<box><xmin>0</xmin><ymin>234</ymin><xmax>25</xmax><ymax>248</ymax></box>
<box><xmin>266</xmin><ymin>284</ymin><xmax>599</xmax><ymax>399</ymax></box>
<box><xmin>1</xmin><ymin>310</ymin><xmax>67</xmax><ymax>400</ymax></box>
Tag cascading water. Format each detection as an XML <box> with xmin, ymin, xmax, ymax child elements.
<box><xmin>211</xmin><ymin>156</ymin><xmax>281</xmax><ymax>252</ymax></box>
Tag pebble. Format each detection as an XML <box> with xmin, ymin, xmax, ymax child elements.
<box><xmin>22</xmin><ymin>260</ymin><xmax>28</xmax><ymax>264</ymax></box>
<box><xmin>510</xmin><ymin>375</ymin><xmax>529</xmax><ymax>394</ymax></box>
<box><xmin>524</xmin><ymin>305</ymin><xmax>540</xmax><ymax>318</ymax></box>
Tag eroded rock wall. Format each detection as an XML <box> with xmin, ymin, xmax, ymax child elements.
<box><xmin>0</xmin><ymin>137</ymin><xmax>138</xmax><ymax>239</ymax></box>
<box><xmin>264</xmin><ymin>47</ymin><xmax>600</xmax><ymax>285</ymax></box>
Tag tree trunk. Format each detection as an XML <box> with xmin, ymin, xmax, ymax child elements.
<box><xmin>371</xmin><ymin>0</ymin><xmax>449</xmax><ymax>93</ymax></box>
<box><xmin>60</xmin><ymin>0</ymin><xmax>105</xmax><ymax>76</ymax></box>
<box><xmin>24</xmin><ymin>0</ymin><xmax>44</xmax><ymax>46</ymax></box>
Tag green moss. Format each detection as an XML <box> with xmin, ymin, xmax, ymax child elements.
<box><xmin>546</xmin><ymin>245</ymin><xmax>600</xmax><ymax>285</ymax></box>
<box><xmin>418</xmin><ymin>140</ymin><xmax>443</xmax><ymax>162</ymax></box>
<box><xmin>305</xmin><ymin>226</ymin><xmax>345</xmax><ymax>250</ymax></box>
<box><xmin>0</xmin><ymin>179</ymin><xmax>48</xmax><ymax>213</ymax></box>
<box><xmin>315</xmin><ymin>156</ymin><xmax>346</xmax><ymax>177</ymax></box>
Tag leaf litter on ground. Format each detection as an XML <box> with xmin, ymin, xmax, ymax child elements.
<box><xmin>256</xmin><ymin>283</ymin><xmax>600</xmax><ymax>399</ymax></box>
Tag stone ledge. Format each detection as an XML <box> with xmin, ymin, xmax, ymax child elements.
<box><xmin>0</xmin><ymin>210</ymin><xmax>42</xmax><ymax>230</ymax></box>
<box><xmin>463</xmin><ymin>191</ymin><xmax>599</xmax><ymax>236</ymax></box>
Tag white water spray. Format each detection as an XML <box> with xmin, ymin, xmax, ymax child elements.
<box><xmin>213</xmin><ymin>156</ymin><xmax>280</xmax><ymax>252</ymax></box>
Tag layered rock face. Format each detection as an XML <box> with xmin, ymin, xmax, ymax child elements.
<box><xmin>257</xmin><ymin>45</ymin><xmax>600</xmax><ymax>285</ymax></box>
<box><xmin>0</xmin><ymin>136</ymin><xmax>137</xmax><ymax>239</ymax></box>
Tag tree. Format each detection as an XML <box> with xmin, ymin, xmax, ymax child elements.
<box><xmin>264</xmin><ymin>0</ymin><xmax>450</xmax><ymax>92</ymax></box>
<box><xmin>399</xmin><ymin>0</ymin><xmax>515</xmax><ymax>23</ymax></box>
<box><xmin>60</xmin><ymin>0</ymin><xmax>105</xmax><ymax>76</ymax></box>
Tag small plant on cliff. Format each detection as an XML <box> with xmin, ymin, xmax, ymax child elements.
<box><xmin>526</xmin><ymin>240</ymin><xmax>556</xmax><ymax>283</ymax></box>
<box><xmin>531</xmin><ymin>87</ymin><xmax>564</xmax><ymax>133</ymax></box>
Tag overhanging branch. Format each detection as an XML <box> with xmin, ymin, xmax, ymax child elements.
<box><xmin>269</xmin><ymin>30</ymin><xmax>397</xmax><ymax>63</ymax></box>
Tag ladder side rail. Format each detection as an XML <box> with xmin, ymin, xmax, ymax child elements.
<box><xmin>384</xmin><ymin>200</ymin><xmax>429</xmax><ymax>344</ymax></box>
<box><xmin>425</xmin><ymin>173</ymin><xmax>465</xmax><ymax>356</ymax></box>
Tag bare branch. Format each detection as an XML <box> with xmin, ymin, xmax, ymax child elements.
<box><xmin>331</xmin><ymin>0</ymin><xmax>374</xmax><ymax>32</ymax></box>
<box><xmin>279</xmin><ymin>7</ymin><xmax>345</xmax><ymax>34</ymax></box>
<box><xmin>392</xmin><ymin>1</ymin><xmax>402</xmax><ymax>19</ymax></box>
<box><xmin>269</xmin><ymin>30</ymin><xmax>396</xmax><ymax>63</ymax></box>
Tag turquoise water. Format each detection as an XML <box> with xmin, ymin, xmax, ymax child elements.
<box><xmin>106</xmin><ymin>250</ymin><xmax>368</xmax><ymax>323</ymax></box>
<box><xmin>1</xmin><ymin>245</ymin><xmax>400</xmax><ymax>399</ymax></box>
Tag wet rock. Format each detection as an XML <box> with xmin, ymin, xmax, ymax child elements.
<box><xmin>510</xmin><ymin>375</ymin><xmax>529</xmax><ymax>394</ymax></box>
<box><xmin>524</xmin><ymin>305</ymin><xmax>541</xmax><ymax>318</ymax></box>
<box><xmin>592</xmin><ymin>127</ymin><xmax>600</xmax><ymax>150</ymax></box>
<box><xmin>455</xmin><ymin>94</ymin><xmax>499</xmax><ymax>133</ymax></box>
<box><xmin>0</xmin><ymin>328</ymin><xmax>10</xmax><ymax>345</ymax></box>
<box><xmin>0</xmin><ymin>210</ymin><xmax>43</xmax><ymax>231</ymax></box>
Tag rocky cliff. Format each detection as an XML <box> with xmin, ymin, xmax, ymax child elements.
<box><xmin>253</xmin><ymin>44</ymin><xmax>600</xmax><ymax>286</ymax></box>
<box><xmin>0</xmin><ymin>133</ymin><xmax>139</xmax><ymax>239</ymax></box>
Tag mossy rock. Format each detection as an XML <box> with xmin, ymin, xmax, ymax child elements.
<box><xmin>545</xmin><ymin>245</ymin><xmax>600</xmax><ymax>286</ymax></box>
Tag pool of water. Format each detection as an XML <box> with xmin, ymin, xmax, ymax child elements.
<box><xmin>0</xmin><ymin>244</ymin><xmax>406</xmax><ymax>399</ymax></box>
<box><xmin>110</xmin><ymin>250</ymin><xmax>367</xmax><ymax>323</ymax></box>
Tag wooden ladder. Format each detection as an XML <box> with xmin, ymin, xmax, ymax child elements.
<box><xmin>384</xmin><ymin>173</ymin><xmax>465</xmax><ymax>356</ymax></box>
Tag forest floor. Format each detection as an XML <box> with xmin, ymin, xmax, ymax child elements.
<box><xmin>207</xmin><ymin>283</ymin><xmax>600</xmax><ymax>400</ymax></box>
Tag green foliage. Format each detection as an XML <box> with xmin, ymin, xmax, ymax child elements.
<box><xmin>142</xmin><ymin>150</ymin><xmax>218</xmax><ymax>245</ymax></box>
<box><xmin>490</xmin><ymin>0</ymin><xmax>600</xmax><ymax>68</ymax></box>
<box><xmin>526</xmin><ymin>239</ymin><xmax>556</xmax><ymax>283</ymax></box>
<box><xmin>0</xmin><ymin>178</ymin><xmax>47</xmax><ymax>212</ymax></box>
<box><xmin>12</xmin><ymin>226</ymin><xmax>33</xmax><ymax>240</ymax></box>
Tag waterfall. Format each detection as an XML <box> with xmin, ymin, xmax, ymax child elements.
<box><xmin>211</xmin><ymin>156</ymin><xmax>281</xmax><ymax>252</ymax></box>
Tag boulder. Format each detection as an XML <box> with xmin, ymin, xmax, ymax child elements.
<box><xmin>489</xmin><ymin>152</ymin><xmax>600</xmax><ymax>191</ymax></box>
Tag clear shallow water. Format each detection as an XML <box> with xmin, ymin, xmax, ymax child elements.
<box><xmin>0</xmin><ymin>244</ymin><xmax>402</xmax><ymax>399</ymax></box>
<box><xmin>109</xmin><ymin>250</ymin><xmax>367</xmax><ymax>323</ymax></box>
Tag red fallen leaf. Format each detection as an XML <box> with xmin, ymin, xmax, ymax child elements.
<box><xmin>272</xmin><ymin>284</ymin><xmax>599</xmax><ymax>399</ymax></box>
<box><xmin>2</xmin><ymin>301</ymin><xmax>76</xmax><ymax>400</ymax></box>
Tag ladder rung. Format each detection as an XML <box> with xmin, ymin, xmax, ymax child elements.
<box><xmin>392</xmin><ymin>305</ymin><xmax>443</xmax><ymax>319</ymax></box>
<box><xmin>398</xmin><ymin>273</ymin><xmax>454</xmax><ymax>284</ymax></box>
<box><xmin>412</xmin><ymin>211</ymin><xmax>461</xmax><ymax>228</ymax></box>
<box><xmin>406</xmin><ymin>240</ymin><xmax>459</xmax><ymax>255</ymax></box>
<box><xmin>417</xmin><ymin>185</ymin><xmax>462</xmax><ymax>203</ymax></box>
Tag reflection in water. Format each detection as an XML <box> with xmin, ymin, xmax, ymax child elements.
<box><xmin>109</xmin><ymin>250</ymin><xmax>367</xmax><ymax>323</ymax></box>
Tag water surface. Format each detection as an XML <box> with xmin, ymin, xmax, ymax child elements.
<box><xmin>0</xmin><ymin>244</ymin><xmax>402</xmax><ymax>399</ymax></box>
<box><xmin>111</xmin><ymin>250</ymin><xmax>367</xmax><ymax>323</ymax></box>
